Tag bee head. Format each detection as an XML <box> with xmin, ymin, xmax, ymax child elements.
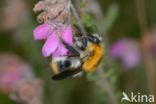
<box><xmin>74</xmin><ymin>33</ymin><xmax>103</xmax><ymax>50</ymax></box>
<box><xmin>88</xmin><ymin>33</ymin><xmax>103</xmax><ymax>44</ymax></box>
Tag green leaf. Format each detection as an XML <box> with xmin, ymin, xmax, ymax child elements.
<box><xmin>104</xmin><ymin>3</ymin><xmax>119</xmax><ymax>33</ymax></box>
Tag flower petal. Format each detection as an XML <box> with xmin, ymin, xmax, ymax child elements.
<box><xmin>110</xmin><ymin>40</ymin><xmax>126</xmax><ymax>58</ymax></box>
<box><xmin>33</xmin><ymin>23</ymin><xmax>52</xmax><ymax>40</ymax></box>
<box><xmin>52</xmin><ymin>43</ymin><xmax>68</xmax><ymax>57</ymax></box>
<box><xmin>42</xmin><ymin>33</ymin><xmax>59</xmax><ymax>57</ymax></box>
<box><xmin>61</xmin><ymin>25</ymin><xmax>73</xmax><ymax>44</ymax></box>
<box><xmin>122</xmin><ymin>51</ymin><xmax>140</xmax><ymax>69</ymax></box>
<box><xmin>122</xmin><ymin>41</ymin><xmax>141</xmax><ymax>69</ymax></box>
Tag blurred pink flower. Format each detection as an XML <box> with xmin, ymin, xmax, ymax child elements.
<box><xmin>110</xmin><ymin>39</ymin><xmax>141</xmax><ymax>69</ymax></box>
<box><xmin>151</xmin><ymin>43</ymin><xmax>156</xmax><ymax>54</ymax></box>
<box><xmin>10</xmin><ymin>79</ymin><xmax>43</xmax><ymax>104</ymax></box>
<box><xmin>33</xmin><ymin>23</ymin><xmax>73</xmax><ymax>57</ymax></box>
<box><xmin>0</xmin><ymin>54</ymin><xmax>34</xmax><ymax>94</ymax></box>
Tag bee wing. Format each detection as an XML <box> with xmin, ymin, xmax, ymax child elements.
<box><xmin>72</xmin><ymin>71</ymin><xmax>84</xmax><ymax>78</ymax></box>
<box><xmin>52</xmin><ymin>68</ymin><xmax>81</xmax><ymax>80</ymax></box>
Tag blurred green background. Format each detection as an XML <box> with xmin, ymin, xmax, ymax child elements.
<box><xmin>0</xmin><ymin>0</ymin><xmax>156</xmax><ymax>104</ymax></box>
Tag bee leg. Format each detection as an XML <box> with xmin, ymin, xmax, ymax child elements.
<box><xmin>80</xmin><ymin>37</ymin><xmax>88</xmax><ymax>50</ymax></box>
<box><xmin>62</xmin><ymin>41</ymin><xmax>80</xmax><ymax>57</ymax></box>
<box><xmin>81</xmin><ymin>51</ymin><xmax>92</xmax><ymax>61</ymax></box>
<box><xmin>75</xmin><ymin>37</ymin><xmax>87</xmax><ymax>50</ymax></box>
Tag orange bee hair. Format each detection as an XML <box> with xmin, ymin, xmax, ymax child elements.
<box><xmin>82</xmin><ymin>43</ymin><xmax>104</xmax><ymax>72</ymax></box>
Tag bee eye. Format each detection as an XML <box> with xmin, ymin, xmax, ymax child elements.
<box><xmin>88</xmin><ymin>35</ymin><xmax>100</xmax><ymax>44</ymax></box>
<box><xmin>93</xmin><ymin>38</ymin><xmax>98</xmax><ymax>42</ymax></box>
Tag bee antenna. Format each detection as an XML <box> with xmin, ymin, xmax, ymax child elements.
<box><xmin>93</xmin><ymin>25</ymin><xmax>107</xmax><ymax>41</ymax></box>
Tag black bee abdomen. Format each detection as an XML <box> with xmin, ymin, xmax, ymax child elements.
<box><xmin>64</xmin><ymin>60</ymin><xmax>71</xmax><ymax>67</ymax></box>
<box><xmin>58</xmin><ymin>60</ymin><xmax>71</xmax><ymax>72</ymax></box>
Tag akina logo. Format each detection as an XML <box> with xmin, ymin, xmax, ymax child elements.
<box><xmin>121</xmin><ymin>92</ymin><xmax>154</xmax><ymax>103</ymax></box>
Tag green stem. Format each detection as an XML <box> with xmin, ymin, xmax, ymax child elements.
<box><xmin>70</xmin><ymin>1</ymin><xmax>87</xmax><ymax>36</ymax></box>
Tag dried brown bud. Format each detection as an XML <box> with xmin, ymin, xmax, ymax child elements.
<box><xmin>10</xmin><ymin>79</ymin><xmax>44</xmax><ymax>104</ymax></box>
<box><xmin>33</xmin><ymin>0</ymin><xmax>70</xmax><ymax>24</ymax></box>
<box><xmin>33</xmin><ymin>1</ymin><xmax>48</xmax><ymax>12</ymax></box>
<box><xmin>1</xmin><ymin>0</ymin><xmax>28</xmax><ymax>31</ymax></box>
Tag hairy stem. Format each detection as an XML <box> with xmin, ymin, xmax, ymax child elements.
<box><xmin>135</xmin><ymin>0</ymin><xmax>155</xmax><ymax>98</ymax></box>
<box><xmin>97</xmin><ymin>69</ymin><xmax>118</xmax><ymax>104</ymax></box>
<box><xmin>70</xmin><ymin>1</ymin><xmax>87</xmax><ymax>36</ymax></box>
<box><xmin>70</xmin><ymin>1</ymin><xmax>118</xmax><ymax>103</ymax></box>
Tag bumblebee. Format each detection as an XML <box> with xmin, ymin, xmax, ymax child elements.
<box><xmin>51</xmin><ymin>34</ymin><xmax>104</xmax><ymax>80</ymax></box>
<box><xmin>75</xmin><ymin>34</ymin><xmax>104</xmax><ymax>72</ymax></box>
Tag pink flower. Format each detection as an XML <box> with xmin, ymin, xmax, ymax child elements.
<box><xmin>33</xmin><ymin>23</ymin><xmax>52</xmax><ymax>40</ymax></box>
<box><xmin>0</xmin><ymin>54</ymin><xmax>34</xmax><ymax>94</ymax></box>
<box><xmin>110</xmin><ymin>39</ymin><xmax>141</xmax><ymax>69</ymax></box>
<box><xmin>33</xmin><ymin>23</ymin><xmax>73</xmax><ymax>57</ymax></box>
